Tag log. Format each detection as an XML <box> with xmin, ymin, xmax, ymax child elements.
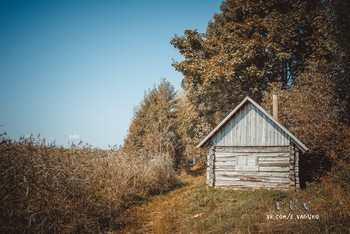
<box><xmin>215</xmin><ymin>146</ymin><xmax>289</xmax><ymax>153</ymax></box>
<box><xmin>259</xmin><ymin>167</ymin><xmax>289</xmax><ymax>172</ymax></box>
<box><xmin>214</xmin><ymin>180</ymin><xmax>289</xmax><ymax>188</ymax></box>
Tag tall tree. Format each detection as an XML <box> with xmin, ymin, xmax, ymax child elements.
<box><xmin>171</xmin><ymin>0</ymin><xmax>313</xmax><ymax>143</ymax></box>
<box><xmin>261</xmin><ymin>0</ymin><xmax>350</xmax><ymax>181</ymax></box>
<box><xmin>172</xmin><ymin>0</ymin><xmax>350</xmax><ymax>150</ymax></box>
<box><xmin>176</xmin><ymin>90</ymin><xmax>204</xmax><ymax>163</ymax></box>
<box><xmin>123</xmin><ymin>79</ymin><xmax>181</xmax><ymax>165</ymax></box>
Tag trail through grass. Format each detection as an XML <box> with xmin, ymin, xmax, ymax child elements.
<box><xmin>118</xmin><ymin>166</ymin><xmax>206</xmax><ymax>234</ymax></box>
<box><xmin>116</xmin><ymin>164</ymin><xmax>350</xmax><ymax>234</ymax></box>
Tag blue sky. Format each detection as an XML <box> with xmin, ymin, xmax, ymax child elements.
<box><xmin>0</xmin><ymin>0</ymin><xmax>222</xmax><ymax>149</ymax></box>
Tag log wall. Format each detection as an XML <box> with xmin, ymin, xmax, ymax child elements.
<box><xmin>212</xmin><ymin>146</ymin><xmax>292</xmax><ymax>189</ymax></box>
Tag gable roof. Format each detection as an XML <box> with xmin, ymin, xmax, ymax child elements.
<box><xmin>197</xmin><ymin>96</ymin><xmax>308</xmax><ymax>152</ymax></box>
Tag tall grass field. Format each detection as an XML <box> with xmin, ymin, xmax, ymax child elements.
<box><xmin>0</xmin><ymin>135</ymin><xmax>178</xmax><ymax>233</ymax></box>
<box><xmin>2</xmin><ymin>134</ymin><xmax>350</xmax><ymax>233</ymax></box>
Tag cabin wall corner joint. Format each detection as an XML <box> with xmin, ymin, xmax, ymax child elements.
<box><xmin>207</xmin><ymin>145</ymin><xmax>215</xmax><ymax>187</ymax></box>
<box><xmin>289</xmin><ymin>142</ymin><xmax>300</xmax><ymax>190</ymax></box>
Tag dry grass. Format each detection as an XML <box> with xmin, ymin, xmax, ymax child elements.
<box><xmin>2</xmin><ymin>134</ymin><xmax>349</xmax><ymax>233</ymax></box>
<box><xmin>268</xmin><ymin>179</ymin><xmax>350</xmax><ymax>234</ymax></box>
<box><xmin>119</xmin><ymin>169</ymin><xmax>206</xmax><ymax>234</ymax></box>
<box><xmin>122</xmin><ymin>167</ymin><xmax>350</xmax><ymax>234</ymax></box>
<box><xmin>0</xmin><ymin>135</ymin><xmax>179</xmax><ymax>233</ymax></box>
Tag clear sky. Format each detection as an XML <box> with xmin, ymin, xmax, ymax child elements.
<box><xmin>0</xmin><ymin>0</ymin><xmax>222</xmax><ymax>149</ymax></box>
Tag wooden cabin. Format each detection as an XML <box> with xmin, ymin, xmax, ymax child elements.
<box><xmin>197</xmin><ymin>96</ymin><xmax>308</xmax><ymax>190</ymax></box>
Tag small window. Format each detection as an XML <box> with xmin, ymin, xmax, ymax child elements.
<box><xmin>236</xmin><ymin>155</ymin><xmax>258</xmax><ymax>171</ymax></box>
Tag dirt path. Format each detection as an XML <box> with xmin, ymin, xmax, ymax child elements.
<box><xmin>118</xmin><ymin>171</ymin><xmax>205</xmax><ymax>234</ymax></box>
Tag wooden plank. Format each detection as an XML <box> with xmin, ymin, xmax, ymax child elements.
<box><xmin>215</xmin><ymin>146</ymin><xmax>289</xmax><ymax>153</ymax></box>
<box><xmin>258</xmin><ymin>160</ymin><xmax>289</xmax><ymax>164</ymax></box>
<box><xmin>215</xmin><ymin>152</ymin><xmax>237</xmax><ymax>156</ymax></box>
<box><xmin>217</xmin><ymin>154</ymin><xmax>289</xmax><ymax>158</ymax></box>
<box><xmin>260</xmin><ymin>108</ymin><xmax>266</xmax><ymax>145</ymax></box>
<box><xmin>214</xmin><ymin>180</ymin><xmax>290</xmax><ymax>188</ymax></box>
<box><xmin>215</xmin><ymin>175</ymin><xmax>290</xmax><ymax>183</ymax></box>
<box><xmin>215</xmin><ymin>162</ymin><xmax>235</xmax><ymax>166</ymax></box>
<box><xmin>215</xmin><ymin>156</ymin><xmax>236</xmax><ymax>160</ymax></box>
<box><xmin>215</xmin><ymin>172</ymin><xmax>289</xmax><ymax>178</ymax></box>
<box><xmin>215</xmin><ymin>162</ymin><xmax>236</xmax><ymax>166</ymax></box>
<box><xmin>216</xmin><ymin>173</ymin><xmax>288</xmax><ymax>179</ymax></box>
<box><xmin>236</xmin><ymin>166</ymin><xmax>258</xmax><ymax>171</ymax></box>
<box><xmin>215</xmin><ymin>167</ymin><xmax>235</xmax><ymax>171</ymax></box>
<box><xmin>215</xmin><ymin>167</ymin><xmax>236</xmax><ymax>171</ymax></box>
<box><xmin>258</xmin><ymin>167</ymin><xmax>289</xmax><ymax>172</ymax></box>
<box><xmin>258</xmin><ymin>163</ymin><xmax>289</xmax><ymax>167</ymax></box>
<box><xmin>215</xmin><ymin>159</ymin><xmax>236</xmax><ymax>164</ymax></box>
<box><xmin>216</xmin><ymin>153</ymin><xmax>289</xmax><ymax>159</ymax></box>
<box><xmin>215</xmin><ymin>154</ymin><xmax>237</xmax><ymax>158</ymax></box>
<box><xmin>215</xmin><ymin>157</ymin><xmax>236</xmax><ymax>161</ymax></box>
<box><xmin>253</xmin><ymin>177</ymin><xmax>290</xmax><ymax>183</ymax></box>
<box><xmin>214</xmin><ymin>182</ymin><xmax>290</xmax><ymax>189</ymax></box>
<box><xmin>215</xmin><ymin>171</ymin><xmax>254</xmax><ymax>176</ymax></box>
<box><xmin>215</xmin><ymin>176</ymin><xmax>242</xmax><ymax>181</ymax></box>
<box><xmin>215</xmin><ymin>158</ymin><xmax>236</xmax><ymax>162</ymax></box>
<box><xmin>257</xmin><ymin>153</ymin><xmax>289</xmax><ymax>157</ymax></box>
<box><xmin>214</xmin><ymin>171</ymin><xmax>290</xmax><ymax>178</ymax></box>
<box><xmin>216</xmin><ymin>185</ymin><xmax>290</xmax><ymax>190</ymax></box>
<box><xmin>262</xmin><ymin>154</ymin><xmax>289</xmax><ymax>157</ymax></box>
<box><xmin>246</xmin><ymin>104</ymin><xmax>251</xmax><ymax>145</ymax></box>
<box><xmin>215</xmin><ymin>169</ymin><xmax>236</xmax><ymax>173</ymax></box>
<box><xmin>258</xmin><ymin>158</ymin><xmax>289</xmax><ymax>162</ymax></box>
<box><xmin>215</xmin><ymin>164</ymin><xmax>235</xmax><ymax>168</ymax></box>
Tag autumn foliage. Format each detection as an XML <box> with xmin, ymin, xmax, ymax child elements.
<box><xmin>172</xmin><ymin>0</ymin><xmax>350</xmax><ymax>183</ymax></box>
<box><xmin>123</xmin><ymin>79</ymin><xmax>182</xmax><ymax>167</ymax></box>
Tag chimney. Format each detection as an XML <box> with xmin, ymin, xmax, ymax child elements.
<box><xmin>273</xmin><ymin>95</ymin><xmax>278</xmax><ymax>121</ymax></box>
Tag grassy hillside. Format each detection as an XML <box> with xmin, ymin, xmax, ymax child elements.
<box><xmin>121</xmin><ymin>166</ymin><xmax>350</xmax><ymax>234</ymax></box>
